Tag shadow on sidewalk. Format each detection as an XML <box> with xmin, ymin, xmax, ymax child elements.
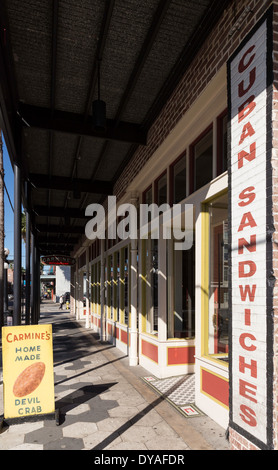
<box><xmin>89</xmin><ymin>378</ymin><xmax>189</xmax><ymax>451</ymax></box>
<box><xmin>55</xmin><ymin>383</ymin><xmax>118</xmax><ymax>425</ymax></box>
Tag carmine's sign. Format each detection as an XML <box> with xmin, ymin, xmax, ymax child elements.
<box><xmin>2</xmin><ymin>324</ymin><xmax>55</xmax><ymax>420</ymax></box>
<box><xmin>41</xmin><ymin>255</ymin><xmax>76</xmax><ymax>266</ymax></box>
<box><xmin>228</xmin><ymin>11</ymin><xmax>273</xmax><ymax>449</ymax></box>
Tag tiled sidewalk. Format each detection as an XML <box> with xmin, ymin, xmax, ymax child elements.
<box><xmin>0</xmin><ymin>301</ymin><xmax>230</xmax><ymax>450</ymax></box>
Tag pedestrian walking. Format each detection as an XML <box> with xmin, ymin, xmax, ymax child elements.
<box><xmin>59</xmin><ymin>294</ymin><xmax>64</xmax><ymax>310</ymax></box>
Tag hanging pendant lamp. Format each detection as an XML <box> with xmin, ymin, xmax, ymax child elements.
<box><xmin>92</xmin><ymin>59</ymin><xmax>106</xmax><ymax>131</ymax></box>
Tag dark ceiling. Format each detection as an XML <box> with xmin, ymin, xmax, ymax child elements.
<box><xmin>0</xmin><ymin>0</ymin><xmax>231</xmax><ymax>256</ymax></box>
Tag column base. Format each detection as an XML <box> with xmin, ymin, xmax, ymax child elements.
<box><xmin>129</xmin><ymin>356</ymin><xmax>139</xmax><ymax>367</ymax></box>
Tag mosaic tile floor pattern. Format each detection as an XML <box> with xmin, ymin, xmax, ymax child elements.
<box><xmin>142</xmin><ymin>374</ymin><xmax>204</xmax><ymax>418</ymax></box>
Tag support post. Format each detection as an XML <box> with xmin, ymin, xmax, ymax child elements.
<box><xmin>25</xmin><ymin>195</ymin><xmax>31</xmax><ymax>325</ymax></box>
<box><xmin>3</xmin><ymin>248</ymin><xmax>9</xmax><ymax>318</ymax></box>
<box><xmin>36</xmin><ymin>246</ymin><xmax>40</xmax><ymax>323</ymax></box>
<box><xmin>13</xmin><ymin>162</ymin><xmax>22</xmax><ymax>326</ymax></box>
<box><xmin>31</xmin><ymin>232</ymin><xmax>36</xmax><ymax>324</ymax></box>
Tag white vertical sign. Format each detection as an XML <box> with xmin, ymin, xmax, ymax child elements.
<box><xmin>229</xmin><ymin>15</ymin><xmax>272</xmax><ymax>448</ymax></box>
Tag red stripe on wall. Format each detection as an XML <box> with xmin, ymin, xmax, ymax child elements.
<box><xmin>107</xmin><ymin>323</ymin><xmax>113</xmax><ymax>336</ymax></box>
<box><xmin>141</xmin><ymin>339</ymin><xmax>158</xmax><ymax>363</ymax></box>
<box><xmin>167</xmin><ymin>346</ymin><xmax>195</xmax><ymax>365</ymax></box>
<box><xmin>201</xmin><ymin>368</ymin><xmax>229</xmax><ymax>408</ymax></box>
<box><xmin>121</xmin><ymin>329</ymin><xmax>128</xmax><ymax>345</ymax></box>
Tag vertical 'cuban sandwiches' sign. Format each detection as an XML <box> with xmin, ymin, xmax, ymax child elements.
<box><xmin>228</xmin><ymin>9</ymin><xmax>273</xmax><ymax>449</ymax></box>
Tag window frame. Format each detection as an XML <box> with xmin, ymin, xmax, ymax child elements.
<box><xmin>217</xmin><ymin>108</ymin><xmax>228</xmax><ymax>176</ymax></box>
<box><xmin>142</xmin><ymin>184</ymin><xmax>153</xmax><ymax>205</ymax></box>
<box><xmin>201</xmin><ymin>189</ymin><xmax>229</xmax><ymax>367</ymax></box>
<box><xmin>154</xmin><ymin>170</ymin><xmax>168</xmax><ymax>206</ymax></box>
<box><xmin>189</xmin><ymin>123</ymin><xmax>213</xmax><ymax>194</ymax></box>
<box><xmin>169</xmin><ymin>151</ymin><xmax>187</xmax><ymax>206</ymax></box>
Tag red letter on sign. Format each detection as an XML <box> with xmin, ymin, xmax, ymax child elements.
<box><xmin>238</xmin><ymin>68</ymin><xmax>256</xmax><ymax>97</ymax></box>
<box><xmin>239</xmin><ymin>285</ymin><xmax>256</xmax><ymax>302</ymax></box>
<box><xmin>238</xmin><ymin>96</ymin><xmax>256</xmax><ymax>123</ymax></box>
<box><xmin>238</xmin><ymin>261</ymin><xmax>256</xmax><ymax>278</ymax></box>
<box><xmin>245</xmin><ymin>308</ymin><xmax>251</xmax><ymax>326</ymax></box>
<box><xmin>238</xmin><ymin>212</ymin><xmax>257</xmax><ymax>232</ymax></box>
<box><xmin>238</xmin><ymin>235</ymin><xmax>256</xmax><ymax>254</ymax></box>
<box><xmin>239</xmin><ymin>333</ymin><xmax>257</xmax><ymax>352</ymax></box>
<box><xmin>238</xmin><ymin>45</ymin><xmax>256</xmax><ymax>73</ymax></box>
<box><xmin>239</xmin><ymin>379</ymin><xmax>257</xmax><ymax>403</ymax></box>
<box><xmin>239</xmin><ymin>356</ymin><xmax>257</xmax><ymax>378</ymax></box>
<box><xmin>238</xmin><ymin>142</ymin><xmax>256</xmax><ymax>169</ymax></box>
<box><xmin>239</xmin><ymin>123</ymin><xmax>255</xmax><ymax>145</ymax></box>
<box><xmin>240</xmin><ymin>405</ymin><xmax>257</xmax><ymax>427</ymax></box>
<box><xmin>238</xmin><ymin>187</ymin><xmax>256</xmax><ymax>207</ymax></box>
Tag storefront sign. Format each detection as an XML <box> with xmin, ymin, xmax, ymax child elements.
<box><xmin>228</xmin><ymin>11</ymin><xmax>273</xmax><ymax>449</ymax></box>
<box><xmin>2</xmin><ymin>324</ymin><xmax>55</xmax><ymax>420</ymax></box>
<box><xmin>41</xmin><ymin>255</ymin><xmax>76</xmax><ymax>266</ymax></box>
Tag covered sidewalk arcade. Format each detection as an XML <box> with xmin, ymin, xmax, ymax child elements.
<box><xmin>0</xmin><ymin>0</ymin><xmax>230</xmax><ymax>325</ymax></box>
<box><xmin>1</xmin><ymin>0</ymin><xmax>278</xmax><ymax>451</ymax></box>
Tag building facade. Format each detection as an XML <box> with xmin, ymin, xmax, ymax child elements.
<box><xmin>71</xmin><ymin>1</ymin><xmax>278</xmax><ymax>450</ymax></box>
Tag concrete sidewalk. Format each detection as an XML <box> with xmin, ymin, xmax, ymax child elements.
<box><xmin>0</xmin><ymin>301</ymin><xmax>230</xmax><ymax>451</ymax></box>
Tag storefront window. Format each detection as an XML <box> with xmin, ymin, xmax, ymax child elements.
<box><xmin>193</xmin><ymin>127</ymin><xmax>213</xmax><ymax>191</ymax></box>
<box><xmin>172</xmin><ymin>155</ymin><xmax>186</xmax><ymax>204</ymax></box>
<box><xmin>167</xmin><ymin>223</ymin><xmax>195</xmax><ymax>339</ymax></box>
<box><xmin>143</xmin><ymin>238</ymin><xmax>158</xmax><ymax>334</ymax></box>
<box><xmin>207</xmin><ymin>192</ymin><xmax>229</xmax><ymax>360</ymax></box>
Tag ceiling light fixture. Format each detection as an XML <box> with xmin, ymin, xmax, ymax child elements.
<box><xmin>92</xmin><ymin>59</ymin><xmax>106</xmax><ymax>131</ymax></box>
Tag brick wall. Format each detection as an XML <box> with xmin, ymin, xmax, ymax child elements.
<box><xmin>229</xmin><ymin>428</ymin><xmax>260</xmax><ymax>450</ymax></box>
